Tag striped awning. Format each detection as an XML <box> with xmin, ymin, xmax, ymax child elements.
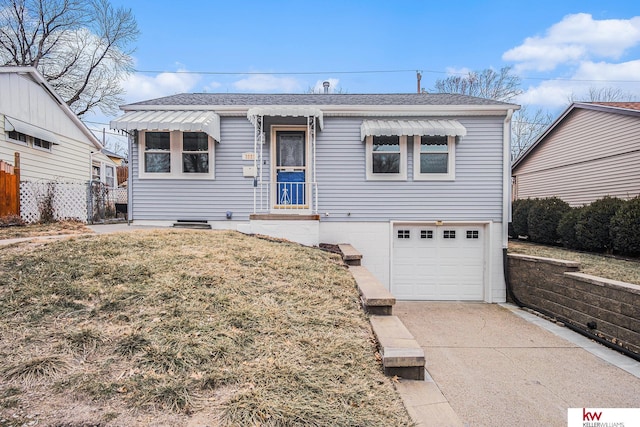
<box><xmin>247</xmin><ymin>106</ymin><xmax>324</xmax><ymax>130</ymax></box>
<box><xmin>4</xmin><ymin>116</ymin><xmax>60</xmax><ymax>144</ymax></box>
<box><xmin>110</xmin><ymin>110</ymin><xmax>221</xmax><ymax>141</ymax></box>
<box><xmin>360</xmin><ymin>119</ymin><xmax>467</xmax><ymax>140</ymax></box>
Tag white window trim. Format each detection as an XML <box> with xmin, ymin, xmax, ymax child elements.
<box><xmin>105</xmin><ymin>164</ymin><xmax>115</xmax><ymax>188</ymax></box>
<box><xmin>6</xmin><ymin>131</ymin><xmax>28</xmax><ymax>147</ymax></box>
<box><xmin>138</xmin><ymin>130</ymin><xmax>215</xmax><ymax>180</ymax></box>
<box><xmin>33</xmin><ymin>138</ymin><xmax>53</xmax><ymax>152</ymax></box>
<box><xmin>365</xmin><ymin>135</ymin><xmax>407</xmax><ymax>181</ymax></box>
<box><xmin>412</xmin><ymin>135</ymin><xmax>456</xmax><ymax>181</ymax></box>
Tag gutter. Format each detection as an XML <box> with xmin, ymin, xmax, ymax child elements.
<box><xmin>502</xmin><ymin>109</ymin><xmax>514</xmax><ymax>250</ymax></box>
<box><xmin>502</xmin><ymin>249</ymin><xmax>640</xmax><ymax>362</ymax></box>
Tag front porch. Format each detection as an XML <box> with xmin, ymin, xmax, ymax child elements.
<box><xmin>247</xmin><ymin>107</ymin><xmax>322</xmax><ymax>216</ymax></box>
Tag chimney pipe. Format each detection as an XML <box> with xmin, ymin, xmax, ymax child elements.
<box><xmin>323</xmin><ymin>81</ymin><xmax>330</xmax><ymax>94</ymax></box>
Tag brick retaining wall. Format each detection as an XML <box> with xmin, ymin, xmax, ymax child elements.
<box><xmin>507</xmin><ymin>253</ymin><xmax>640</xmax><ymax>355</ymax></box>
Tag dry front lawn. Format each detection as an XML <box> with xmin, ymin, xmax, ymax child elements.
<box><xmin>0</xmin><ymin>220</ymin><xmax>93</xmax><ymax>239</ymax></box>
<box><xmin>0</xmin><ymin>229</ymin><xmax>412</xmax><ymax>426</ymax></box>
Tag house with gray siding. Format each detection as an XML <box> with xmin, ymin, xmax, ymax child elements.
<box><xmin>512</xmin><ymin>102</ymin><xmax>640</xmax><ymax>206</ymax></box>
<box><xmin>111</xmin><ymin>93</ymin><xmax>517</xmax><ymax>302</ymax></box>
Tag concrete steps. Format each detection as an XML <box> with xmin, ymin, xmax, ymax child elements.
<box><xmin>172</xmin><ymin>220</ymin><xmax>211</xmax><ymax>230</ymax></box>
<box><xmin>339</xmin><ymin>244</ymin><xmax>425</xmax><ymax>380</ymax></box>
<box><xmin>370</xmin><ymin>315</ymin><xmax>425</xmax><ymax>380</ymax></box>
<box><xmin>348</xmin><ymin>265</ymin><xmax>396</xmax><ymax>315</ymax></box>
<box><xmin>338</xmin><ymin>243</ymin><xmax>362</xmax><ymax>266</ymax></box>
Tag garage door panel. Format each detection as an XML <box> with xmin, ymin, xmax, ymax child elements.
<box><xmin>392</xmin><ymin>224</ymin><xmax>485</xmax><ymax>301</ymax></box>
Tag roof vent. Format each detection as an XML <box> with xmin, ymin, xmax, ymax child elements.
<box><xmin>323</xmin><ymin>81</ymin><xmax>330</xmax><ymax>94</ymax></box>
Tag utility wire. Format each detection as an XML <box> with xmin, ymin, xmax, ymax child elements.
<box><xmin>131</xmin><ymin>68</ymin><xmax>640</xmax><ymax>83</ymax></box>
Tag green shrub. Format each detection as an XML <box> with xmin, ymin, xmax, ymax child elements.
<box><xmin>575</xmin><ymin>196</ymin><xmax>625</xmax><ymax>253</ymax></box>
<box><xmin>557</xmin><ymin>207</ymin><xmax>582</xmax><ymax>250</ymax></box>
<box><xmin>611</xmin><ymin>197</ymin><xmax>640</xmax><ymax>256</ymax></box>
<box><xmin>527</xmin><ymin>197</ymin><xmax>570</xmax><ymax>245</ymax></box>
<box><xmin>512</xmin><ymin>198</ymin><xmax>535</xmax><ymax>238</ymax></box>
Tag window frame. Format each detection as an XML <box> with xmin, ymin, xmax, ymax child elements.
<box><xmin>138</xmin><ymin>130</ymin><xmax>215</xmax><ymax>180</ymax></box>
<box><xmin>33</xmin><ymin>137</ymin><xmax>53</xmax><ymax>152</ymax></box>
<box><xmin>6</xmin><ymin>130</ymin><xmax>28</xmax><ymax>147</ymax></box>
<box><xmin>181</xmin><ymin>132</ymin><xmax>210</xmax><ymax>174</ymax></box>
<box><xmin>365</xmin><ymin>135</ymin><xmax>407</xmax><ymax>181</ymax></box>
<box><xmin>413</xmin><ymin>135</ymin><xmax>456</xmax><ymax>181</ymax></box>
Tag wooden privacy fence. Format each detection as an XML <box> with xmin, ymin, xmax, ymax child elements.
<box><xmin>0</xmin><ymin>153</ymin><xmax>20</xmax><ymax>217</ymax></box>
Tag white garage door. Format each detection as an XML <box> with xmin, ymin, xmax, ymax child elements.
<box><xmin>392</xmin><ymin>224</ymin><xmax>485</xmax><ymax>300</ymax></box>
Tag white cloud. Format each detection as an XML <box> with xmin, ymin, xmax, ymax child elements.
<box><xmin>121</xmin><ymin>67</ymin><xmax>201</xmax><ymax>103</ymax></box>
<box><xmin>517</xmin><ymin>59</ymin><xmax>640</xmax><ymax>109</ymax></box>
<box><xmin>573</xmin><ymin>59</ymin><xmax>640</xmax><ymax>82</ymax></box>
<box><xmin>503</xmin><ymin>13</ymin><xmax>640</xmax><ymax>71</ymax></box>
<box><xmin>232</xmin><ymin>74</ymin><xmax>302</xmax><ymax>92</ymax></box>
<box><xmin>445</xmin><ymin>66</ymin><xmax>472</xmax><ymax>75</ymax></box>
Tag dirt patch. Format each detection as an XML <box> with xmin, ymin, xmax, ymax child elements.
<box><xmin>0</xmin><ymin>220</ymin><xmax>93</xmax><ymax>240</ymax></box>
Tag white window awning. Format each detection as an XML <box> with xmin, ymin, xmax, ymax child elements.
<box><xmin>360</xmin><ymin>119</ymin><xmax>467</xmax><ymax>140</ymax></box>
<box><xmin>110</xmin><ymin>110</ymin><xmax>221</xmax><ymax>141</ymax></box>
<box><xmin>4</xmin><ymin>116</ymin><xmax>60</xmax><ymax>144</ymax></box>
<box><xmin>247</xmin><ymin>107</ymin><xmax>324</xmax><ymax>130</ymax></box>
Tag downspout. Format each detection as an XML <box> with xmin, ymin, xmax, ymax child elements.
<box><xmin>502</xmin><ymin>109</ymin><xmax>514</xmax><ymax>253</ymax></box>
<box><xmin>127</xmin><ymin>131</ymin><xmax>134</xmax><ymax>224</ymax></box>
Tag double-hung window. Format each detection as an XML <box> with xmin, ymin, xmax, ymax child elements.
<box><xmin>144</xmin><ymin>132</ymin><xmax>171</xmax><ymax>173</ymax></box>
<box><xmin>182</xmin><ymin>132</ymin><xmax>209</xmax><ymax>173</ymax></box>
<box><xmin>366</xmin><ymin>135</ymin><xmax>407</xmax><ymax>180</ymax></box>
<box><xmin>140</xmin><ymin>131</ymin><xmax>214</xmax><ymax>179</ymax></box>
<box><xmin>413</xmin><ymin>135</ymin><xmax>455</xmax><ymax>180</ymax></box>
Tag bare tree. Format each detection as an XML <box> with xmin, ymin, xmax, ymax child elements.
<box><xmin>0</xmin><ymin>0</ymin><xmax>138</xmax><ymax>116</ymax></box>
<box><xmin>568</xmin><ymin>86</ymin><xmax>637</xmax><ymax>104</ymax></box>
<box><xmin>432</xmin><ymin>66</ymin><xmax>523</xmax><ymax>102</ymax></box>
<box><xmin>511</xmin><ymin>105</ymin><xmax>553</xmax><ymax>160</ymax></box>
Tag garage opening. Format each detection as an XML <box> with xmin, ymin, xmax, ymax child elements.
<box><xmin>392</xmin><ymin>224</ymin><xmax>485</xmax><ymax>300</ymax></box>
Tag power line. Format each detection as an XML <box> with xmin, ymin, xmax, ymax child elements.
<box><xmin>133</xmin><ymin>69</ymin><xmax>417</xmax><ymax>76</ymax></box>
<box><xmin>130</xmin><ymin>68</ymin><xmax>640</xmax><ymax>84</ymax></box>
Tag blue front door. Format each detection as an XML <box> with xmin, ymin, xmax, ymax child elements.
<box><xmin>275</xmin><ymin>131</ymin><xmax>306</xmax><ymax>206</ymax></box>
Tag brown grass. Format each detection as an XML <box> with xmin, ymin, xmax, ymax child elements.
<box><xmin>508</xmin><ymin>240</ymin><xmax>640</xmax><ymax>285</ymax></box>
<box><xmin>0</xmin><ymin>229</ymin><xmax>412</xmax><ymax>426</ymax></box>
<box><xmin>0</xmin><ymin>220</ymin><xmax>93</xmax><ymax>239</ymax></box>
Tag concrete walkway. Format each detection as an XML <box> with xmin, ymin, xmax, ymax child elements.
<box><xmin>394</xmin><ymin>302</ymin><xmax>640</xmax><ymax>427</ymax></box>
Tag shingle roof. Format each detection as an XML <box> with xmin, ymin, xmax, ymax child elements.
<box><xmin>588</xmin><ymin>102</ymin><xmax>640</xmax><ymax>112</ymax></box>
<box><xmin>125</xmin><ymin>93</ymin><xmax>516</xmax><ymax>107</ymax></box>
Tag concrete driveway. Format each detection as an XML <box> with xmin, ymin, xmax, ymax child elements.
<box><xmin>394</xmin><ymin>302</ymin><xmax>640</xmax><ymax>427</ymax></box>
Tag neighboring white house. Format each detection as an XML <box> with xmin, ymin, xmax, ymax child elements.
<box><xmin>111</xmin><ymin>93</ymin><xmax>518</xmax><ymax>303</ymax></box>
<box><xmin>0</xmin><ymin>66</ymin><xmax>116</xmax><ymax>184</ymax></box>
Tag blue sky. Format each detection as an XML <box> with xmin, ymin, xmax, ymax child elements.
<box><xmin>91</xmin><ymin>0</ymin><xmax>640</xmax><ymax>149</ymax></box>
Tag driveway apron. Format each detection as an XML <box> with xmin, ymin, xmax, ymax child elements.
<box><xmin>394</xmin><ymin>302</ymin><xmax>640</xmax><ymax>427</ymax></box>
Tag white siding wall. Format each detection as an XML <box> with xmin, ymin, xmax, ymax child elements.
<box><xmin>513</xmin><ymin>108</ymin><xmax>640</xmax><ymax>206</ymax></box>
<box><xmin>0</xmin><ymin>73</ymin><xmax>95</xmax><ymax>182</ymax></box>
<box><xmin>319</xmin><ymin>220</ymin><xmax>506</xmax><ymax>302</ymax></box>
